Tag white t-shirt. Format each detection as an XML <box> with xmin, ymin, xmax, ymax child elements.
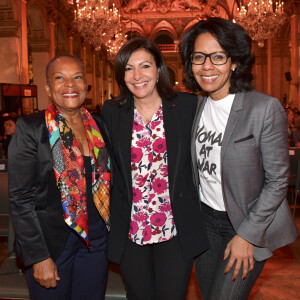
<box><xmin>196</xmin><ymin>94</ymin><xmax>235</xmax><ymax>211</ymax></box>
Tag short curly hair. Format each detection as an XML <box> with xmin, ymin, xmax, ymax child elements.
<box><xmin>179</xmin><ymin>17</ymin><xmax>255</xmax><ymax>93</ymax></box>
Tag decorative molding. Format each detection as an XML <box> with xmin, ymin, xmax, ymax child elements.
<box><xmin>0</xmin><ymin>20</ymin><xmax>20</xmax><ymax>37</ymax></box>
<box><xmin>0</xmin><ymin>0</ymin><xmax>13</xmax><ymax>10</ymax></box>
<box><xmin>121</xmin><ymin>0</ymin><xmax>222</xmax><ymax>38</ymax></box>
<box><xmin>28</xmin><ymin>38</ymin><xmax>50</xmax><ymax>52</ymax></box>
<box><xmin>123</xmin><ymin>0</ymin><xmax>206</xmax><ymax>14</ymax></box>
<box><xmin>0</xmin><ymin>10</ymin><xmax>14</xmax><ymax>21</ymax></box>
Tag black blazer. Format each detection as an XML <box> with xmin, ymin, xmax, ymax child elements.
<box><xmin>101</xmin><ymin>92</ymin><xmax>209</xmax><ymax>264</ymax></box>
<box><xmin>8</xmin><ymin>110</ymin><xmax>109</xmax><ymax>266</ymax></box>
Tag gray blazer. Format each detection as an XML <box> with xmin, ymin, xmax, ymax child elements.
<box><xmin>191</xmin><ymin>90</ymin><xmax>298</xmax><ymax>261</ymax></box>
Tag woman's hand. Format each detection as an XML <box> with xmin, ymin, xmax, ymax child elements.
<box><xmin>32</xmin><ymin>258</ymin><xmax>60</xmax><ymax>288</ymax></box>
<box><xmin>223</xmin><ymin>234</ymin><xmax>254</xmax><ymax>281</ymax></box>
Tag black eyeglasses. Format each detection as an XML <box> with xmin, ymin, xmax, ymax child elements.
<box><xmin>191</xmin><ymin>51</ymin><xmax>229</xmax><ymax>65</ymax></box>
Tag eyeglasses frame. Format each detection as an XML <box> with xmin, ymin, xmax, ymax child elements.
<box><xmin>191</xmin><ymin>51</ymin><xmax>230</xmax><ymax>65</ymax></box>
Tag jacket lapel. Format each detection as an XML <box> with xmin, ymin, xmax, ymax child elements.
<box><xmin>221</xmin><ymin>92</ymin><xmax>244</xmax><ymax>162</ymax></box>
<box><xmin>191</xmin><ymin>95</ymin><xmax>207</xmax><ymax>188</ymax></box>
<box><xmin>116</xmin><ymin>98</ymin><xmax>134</xmax><ymax>204</ymax></box>
<box><xmin>163</xmin><ymin>97</ymin><xmax>180</xmax><ymax>202</ymax></box>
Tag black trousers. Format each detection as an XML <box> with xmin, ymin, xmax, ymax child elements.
<box><xmin>26</xmin><ymin>218</ymin><xmax>108</xmax><ymax>300</ymax></box>
<box><xmin>120</xmin><ymin>237</ymin><xmax>194</xmax><ymax>300</ymax></box>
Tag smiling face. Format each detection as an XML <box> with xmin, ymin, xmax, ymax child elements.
<box><xmin>192</xmin><ymin>32</ymin><xmax>236</xmax><ymax>100</ymax></box>
<box><xmin>124</xmin><ymin>49</ymin><xmax>160</xmax><ymax>103</ymax></box>
<box><xmin>45</xmin><ymin>56</ymin><xmax>87</xmax><ymax>115</ymax></box>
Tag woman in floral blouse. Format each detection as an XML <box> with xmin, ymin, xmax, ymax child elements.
<box><xmin>101</xmin><ymin>37</ymin><xmax>209</xmax><ymax>300</ymax></box>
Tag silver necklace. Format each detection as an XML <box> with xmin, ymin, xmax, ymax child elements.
<box><xmin>135</xmin><ymin>102</ymin><xmax>161</xmax><ymax>124</ymax></box>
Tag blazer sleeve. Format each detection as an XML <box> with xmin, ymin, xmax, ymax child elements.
<box><xmin>236</xmin><ymin>98</ymin><xmax>290</xmax><ymax>246</ymax></box>
<box><xmin>8</xmin><ymin>116</ymin><xmax>50</xmax><ymax>266</ymax></box>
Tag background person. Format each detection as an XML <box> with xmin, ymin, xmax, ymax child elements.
<box><xmin>9</xmin><ymin>55</ymin><xmax>111</xmax><ymax>300</ymax></box>
<box><xmin>2</xmin><ymin>115</ymin><xmax>17</xmax><ymax>158</ymax></box>
<box><xmin>285</xmin><ymin>107</ymin><xmax>295</xmax><ymax>146</ymax></box>
<box><xmin>179</xmin><ymin>17</ymin><xmax>298</xmax><ymax>300</ymax></box>
<box><xmin>101</xmin><ymin>37</ymin><xmax>209</xmax><ymax>300</ymax></box>
<box><xmin>292</xmin><ymin>111</ymin><xmax>300</xmax><ymax>147</ymax></box>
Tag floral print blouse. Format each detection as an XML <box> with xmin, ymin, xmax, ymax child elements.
<box><xmin>129</xmin><ymin>105</ymin><xmax>177</xmax><ymax>245</ymax></box>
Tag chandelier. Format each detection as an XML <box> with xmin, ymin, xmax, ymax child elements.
<box><xmin>74</xmin><ymin>0</ymin><xmax>121</xmax><ymax>51</ymax></box>
<box><xmin>105</xmin><ymin>30</ymin><xmax>127</xmax><ymax>62</ymax></box>
<box><xmin>235</xmin><ymin>0</ymin><xmax>287</xmax><ymax>47</ymax></box>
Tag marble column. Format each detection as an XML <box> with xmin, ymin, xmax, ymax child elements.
<box><xmin>290</xmin><ymin>14</ymin><xmax>300</xmax><ymax>108</ymax></box>
<box><xmin>21</xmin><ymin>0</ymin><xmax>28</xmax><ymax>84</ymax></box>
<box><xmin>267</xmin><ymin>37</ymin><xmax>272</xmax><ymax>95</ymax></box>
<box><xmin>174</xmin><ymin>40</ymin><xmax>183</xmax><ymax>90</ymax></box>
<box><xmin>32</xmin><ymin>52</ymin><xmax>50</xmax><ymax>110</ymax></box>
<box><xmin>112</xmin><ymin>68</ymin><xmax>119</xmax><ymax>97</ymax></box>
<box><xmin>99</xmin><ymin>59</ymin><xmax>104</xmax><ymax>104</ymax></box>
<box><xmin>92</xmin><ymin>52</ymin><xmax>96</xmax><ymax>107</ymax></box>
<box><xmin>49</xmin><ymin>21</ymin><xmax>55</xmax><ymax>59</ymax></box>
<box><xmin>69</xmin><ymin>36</ymin><xmax>73</xmax><ymax>55</ymax></box>
<box><xmin>81</xmin><ymin>46</ymin><xmax>86</xmax><ymax>72</ymax></box>
<box><xmin>104</xmin><ymin>64</ymin><xmax>109</xmax><ymax>101</ymax></box>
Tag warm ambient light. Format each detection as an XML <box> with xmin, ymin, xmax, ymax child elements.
<box><xmin>73</xmin><ymin>0</ymin><xmax>123</xmax><ymax>52</ymax></box>
<box><xmin>235</xmin><ymin>0</ymin><xmax>287</xmax><ymax>47</ymax></box>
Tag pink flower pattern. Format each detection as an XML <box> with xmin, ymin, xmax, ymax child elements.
<box><xmin>152</xmin><ymin>178</ymin><xmax>168</xmax><ymax>194</ymax></box>
<box><xmin>131</xmin><ymin>147</ymin><xmax>143</xmax><ymax>163</ymax></box>
<box><xmin>159</xmin><ymin>202</ymin><xmax>172</xmax><ymax>212</ymax></box>
<box><xmin>129</xmin><ymin>220</ymin><xmax>139</xmax><ymax>235</ymax></box>
<box><xmin>129</xmin><ymin>106</ymin><xmax>177</xmax><ymax>245</ymax></box>
<box><xmin>132</xmin><ymin>187</ymin><xmax>143</xmax><ymax>203</ymax></box>
<box><xmin>150</xmin><ymin>212</ymin><xmax>167</xmax><ymax>227</ymax></box>
<box><xmin>136</xmin><ymin>137</ymin><xmax>151</xmax><ymax>148</ymax></box>
<box><xmin>142</xmin><ymin>226</ymin><xmax>152</xmax><ymax>242</ymax></box>
<box><xmin>153</xmin><ymin>138</ymin><xmax>167</xmax><ymax>153</ymax></box>
<box><xmin>133</xmin><ymin>212</ymin><xmax>148</xmax><ymax>225</ymax></box>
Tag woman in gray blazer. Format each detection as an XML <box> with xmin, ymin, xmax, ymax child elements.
<box><xmin>179</xmin><ymin>17</ymin><xmax>298</xmax><ymax>300</ymax></box>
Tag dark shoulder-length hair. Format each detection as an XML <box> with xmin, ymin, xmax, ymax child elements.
<box><xmin>179</xmin><ymin>17</ymin><xmax>255</xmax><ymax>93</ymax></box>
<box><xmin>111</xmin><ymin>37</ymin><xmax>176</xmax><ymax>105</ymax></box>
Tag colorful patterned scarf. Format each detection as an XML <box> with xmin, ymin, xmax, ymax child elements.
<box><xmin>45</xmin><ymin>103</ymin><xmax>110</xmax><ymax>244</ymax></box>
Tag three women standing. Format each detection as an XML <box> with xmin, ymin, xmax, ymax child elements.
<box><xmin>9</xmin><ymin>19</ymin><xmax>298</xmax><ymax>300</ymax></box>
<box><xmin>179</xmin><ymin>17</ymin><xmax>298</xmax><ymax>300</ymax></box>
<box><xmin>101</xmin><ymin>37</ymin><xmax>209</xmax><ymax>300</ymax></box>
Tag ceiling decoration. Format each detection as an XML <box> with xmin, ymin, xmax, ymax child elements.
<box><xmin>121</xmin><ymin>0</ymin><xmax>223</xmax><ymax>40</ymax></box>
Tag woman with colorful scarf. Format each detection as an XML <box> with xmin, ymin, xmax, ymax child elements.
<box><xmin>8</xmin><ymin>55</ymin><xmax>111</xmax><ymax>300</ymax></box>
